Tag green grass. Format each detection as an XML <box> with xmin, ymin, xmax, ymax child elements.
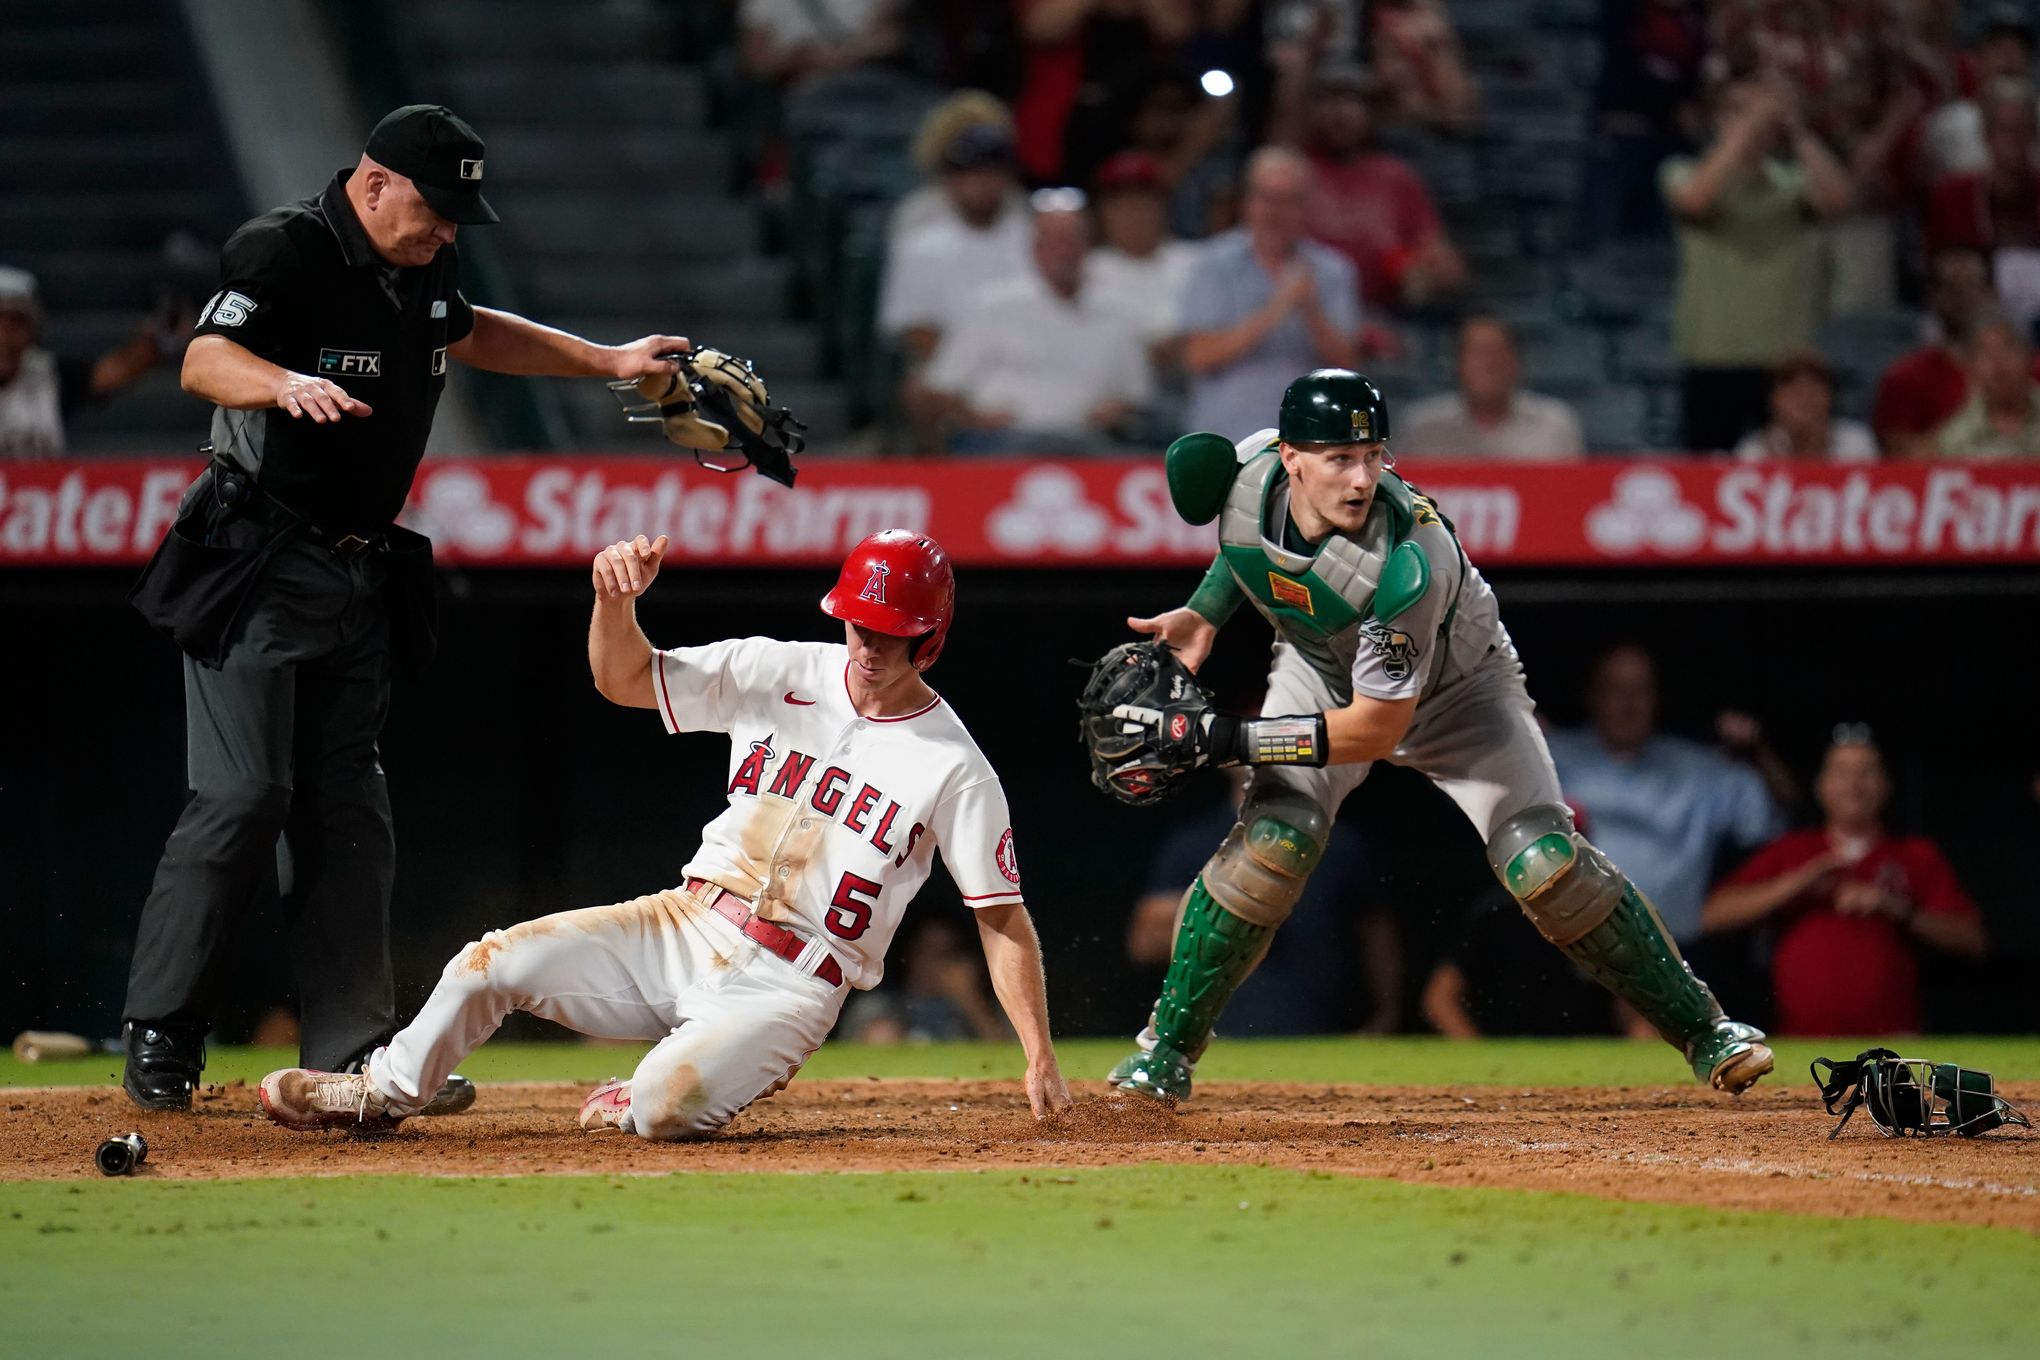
<box><xmin>2</xmin><ymin>1166</ymin><xmax>2032</xmax><ymax>1360</ymax></box>
<box><xmin>8</xmin><ymin>1034</ymin><xmax>2038</xmax><ymax>1091</ymax></box>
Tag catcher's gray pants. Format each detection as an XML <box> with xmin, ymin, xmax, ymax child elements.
<box><xmin>1251</xmin><ymin>641</ymin><xmax>1563</xmax><ymax>842</ymax></box>
<box><xmin>125</xmin><ymin>534</ymin><xmax>397</xmax><ymax>1071</ymax></box>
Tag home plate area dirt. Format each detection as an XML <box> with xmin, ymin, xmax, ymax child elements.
<box><xmin>4</xmin><ymin>1081</ymin><xmax>2033</xmax><ymax>1231</ymax></box>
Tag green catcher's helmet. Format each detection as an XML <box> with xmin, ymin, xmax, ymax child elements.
<box><xmin>1278</xmin><ymin>369</ymin><xmax>1390</xmax><ymax>445</ymax></box>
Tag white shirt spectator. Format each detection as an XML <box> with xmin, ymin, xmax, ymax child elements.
<box><xmin>878</xmin><ymin>211</ymin><xmax>1030</xmax><ymax>339</ymax></box>
<box><xmin>1085</xmin><ymin>240</ymin><xmax>1199</xmax><ymax>344</ymax></box>
<box><xmin>1732</xmin><ymin>419</ymin><xmax>1878</xmax><ymax>461</ymax></box>
<box><xmin>920</xmin><ymin>274</ymin><xmax>1151</xmax><ymax>434</ymax></box>
<box><xmin>1395</xmin><ymin>391</ymin><xmax>1585</xmax><ymax>458</ymax></box>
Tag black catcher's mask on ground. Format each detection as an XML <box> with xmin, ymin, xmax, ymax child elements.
<box><xmin>1811</xmin><ymin>1048</ymin><xmax>2031</xmax><ymax>1140</ymax></box>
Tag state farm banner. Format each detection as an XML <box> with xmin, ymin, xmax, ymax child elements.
<box><xmin>4</xmin><ymin>455</ymin><xmax>2040</xmax><ymax>569</ymax></box>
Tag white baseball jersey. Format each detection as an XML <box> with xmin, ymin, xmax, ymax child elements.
<box><xmin>652</xmin><ymin>637</ymin><xmax>1024</xmax><ymax>989</ymax></box>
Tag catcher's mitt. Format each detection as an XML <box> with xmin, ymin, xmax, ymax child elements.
<box><xmin>1811</xmin><ymin>1047</ymin><xmax>2031</xmax><ymax>1139</ymax></box>
<box><xmin>1076</xmin><ymin>640</ymin><xmax>1213</xmax><ymax>805</ymax></box>
<box><xmin>610</xmin><ymin>347</ymin><xmax>806</xmax><ymax>487</ymax></box>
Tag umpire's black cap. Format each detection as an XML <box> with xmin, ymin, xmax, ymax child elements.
<box><xmin>366</xmin><ymin>104</ymin><xmax>500</xmax><ymax>225</ymax></box>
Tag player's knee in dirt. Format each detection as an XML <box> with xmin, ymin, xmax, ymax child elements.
<box><xmin>1202</xmin><ymin>789</ymin><xmax>1328</xmax><ymax>928</ymax></box>
<box><xmin>1485</xmin><ymin>802</ymin><xmax>1624</xmax><ymax>947</ymax></box>
<box><xmin>628</xmin><ymin>1061</ymin><xmax>723</xmax><ymax>1142</ymax></box>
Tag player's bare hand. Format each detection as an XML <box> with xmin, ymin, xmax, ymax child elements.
<box><xmin>609</xmin><ymin>335</ymin><xmax>693</xmax><ymax>381</ymax></box>
<box><xmin>592</xmin><ymin>534</ymin><xmax>670</xmax><ymax>600</ymax></box>
<box><xmin>1025</xmin><ymin>1062</ymin><xmax>1073</xmax><ymax>1120</ymax></box>
<box><xmin>1127</xmin><ymin>607</ymin><xmax>1217</xmax><ymax>673</ymax></box>
<box><xmin>275</xmin><ymin>372</ymin><xmax>371</xmax><ymax>423</ymax></box>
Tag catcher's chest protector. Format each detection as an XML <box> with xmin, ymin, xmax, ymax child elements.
<box><xmin>1216</xmin><ymin>448</ymin><xmax>1435</xmax><ymax>693</ymax></box>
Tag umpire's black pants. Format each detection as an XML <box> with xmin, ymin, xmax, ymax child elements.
<box><xmin>125</xmin><ymin>529</ymin><xmax>397</xmax><ymax>1070</ymax></box>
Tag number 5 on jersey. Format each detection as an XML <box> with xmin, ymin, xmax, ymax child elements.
<box><xmin>827</xmin><ymin>872</ymin><xmax>880</xmax><ymax>940</ymax></box>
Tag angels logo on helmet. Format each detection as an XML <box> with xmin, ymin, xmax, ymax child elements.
<box><xmin>859</xmin><ymin>563</ymin><xmax>889</xmax><ymax>604</ymax></box>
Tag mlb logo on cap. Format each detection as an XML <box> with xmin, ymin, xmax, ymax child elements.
<box><xmin>365</xmin><ymin>104</ymin><xmax>500</xmax><ymax>225</ymax></box>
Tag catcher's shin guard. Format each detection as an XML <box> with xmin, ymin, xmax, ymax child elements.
<box><xmin>1488</xmin><ymin>804</ymin><xmax>1772</xmax><ymax>1093</ymax></box>
<box><xmin>1112</xmin><ymin>879</ymin><xmax>1276</xmax><ymax>1103</ymax></box>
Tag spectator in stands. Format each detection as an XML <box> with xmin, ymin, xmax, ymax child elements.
<box><xmin>908</xmin><ymin>190</ymin><xmax>1150</xmax><ymax>452</ymax></box>
<box><xmin>1582</xmin><ymin>0</ymin><xmax>1709</xmax><ymax>245</ymax></box>
<box><xmin>1095</xmin><ymin>61</ymin><xmax>1238</xmax><ymax>241</ymax></box>
<box><xmin>1011</xmin><ymin>0</ymin><xmax>1204</xmax><ymax>185</ymax></box>
<box><xmin>1711</xmin><ymin>0</ymin><xmax>1919</xmax><ymax>316</ymax></box>
<box><xmin>1733</xmin><ymin>350</ymin><xmax>1878</xmax><ymax>461</ymax></box>
<box><xmin>1397</xmin><ymin>316</ymin><xmax>1586</xmax><ymax>459</ymax></box>
<box><xmin>1421</xmin><ymin>898</ymin><xmax>1620</xmax><ymax>1038</ymax></box>
<box><xmin>842</xmin><ymin>916</ymin><xmax>1008</xmax><ymax>1043</ymax></box>
<box><xmin>737</xmin><ymin>0</ymin><xmax>902</xmax><ymax>89</ymax></box>
<box><xmin>1289</xmin><ymin>65</ymin><xmax>1466</xmax><ymax>314</ymax></box>
<box><xmin>1128</xmin><ymin>773</ymin><xmax>1400</xmax><ymax>1035</ymax></box>
<box><xmin>1662</xmin><ymin>75</ymin><xmax>1853</xmax><ymax>451</ymax></box>
<box><xmin>1545</xmin><ymin>643</ymin><xmax>1789</xmax><ymax>946</ymax></box>
<box><xmin>1178</xmin><ymin>146</ymin><xmax>1360</xmax><ymax>437</ymax></box>
<box><xmin>1700</xmin><ymin>728</ymin><xmax>1984</xmax><ymax>1037</ymax></box>
<box><xmin>890</xmin><ymin>91</ymin><xmax>1029</xmax><ymax>239</ymax></box>
<box><xmin>1923</xmin><ymin>80</ymin><xmax>2040</xmax><ymax>334</ymax></box>
<box><xmin>1367</xmin><ymin>0</ymin><xmax>1478</xmax><ymax>129</ymax></box>
<box><xmin>1919</xmin><ymin>10</ymin><xmax>2035</xmax><ymax>179</ymax></box>
<box><xmin>1932</xmin><ymin>313</ymin><xmax>2040</xmax><ymax>458</ymax></box>
<box><xmin>1084</xmin><ymin>151</ymin><xmax>1198</xmax><ymax>362</ymax></box>
<box><xmin>1872</xmin><ymin>245</ymin><xmax>1996</xmax><ymax>457</ymax></box>
<box><xmin>878</xmin><ymin>122</ymin><xmax>1029</xmax><ymax>363</ymax></box>
<box><xmin>0</xmin><ymin>266</ymin><xmax>179</xmax><ymax>458</ymax></box>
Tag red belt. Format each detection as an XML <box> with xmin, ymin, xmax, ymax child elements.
<box><xmin>684</xmin><ymin>877</ymin><xmax>844</xmax><ymax>987</ymax></box>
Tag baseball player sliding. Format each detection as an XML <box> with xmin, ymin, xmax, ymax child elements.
<box><xmin>1080</xmin><ymin>370</ymin><xmax>1774</xmax><ymax>1104</ymax></box>
<box><xmin>260</xmin><ymin>529</ymin><xmax>1072</xmax><ymax>1137</ymax></box>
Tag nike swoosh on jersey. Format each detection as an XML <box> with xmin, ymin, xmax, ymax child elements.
<box><xmin>783</xmin><ymin>691</ymin><xmax>816</xmax><ymax>705</ymax></box>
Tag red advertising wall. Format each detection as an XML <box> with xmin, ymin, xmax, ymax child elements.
<box><xmin>4</xmin><ymin>456</ymin><xmax>2039</xmax><ymax>568</ymax></box>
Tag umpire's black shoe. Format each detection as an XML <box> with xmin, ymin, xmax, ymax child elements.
<box><xmin>420</xmin><ymin>1074</ymin><xmax>477</xmax><ymax>1117</ymax></box>
<box><xmin>122</xmin><ymin>1020</ymin><xmax>206</xmax><ymax>1111</ymax></box>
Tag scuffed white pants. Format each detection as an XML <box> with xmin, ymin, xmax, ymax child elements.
<box><xmin>367</xmin><ymin>885</ymin><xmax>846</xmax><ymax>1139</ymax></box>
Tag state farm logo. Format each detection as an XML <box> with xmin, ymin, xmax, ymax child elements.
<box><xmin>986</xmin><ymin>467</ymin><xmax>1111</xmax><ymax>555</ymax></box>
<box><xmin>407</xmin><ymin>466</ymin><xmax>518</xmax><ymax>554</ymax></box>
<box><xmin>1585</xmin><ymin>467</ymin><xmax>1708</xmax><ymax>556</ymax></box>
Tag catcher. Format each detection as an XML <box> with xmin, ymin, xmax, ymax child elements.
<box><xmin>1081</xmin><ymin>370</ymin><xmax>1774</xmax><ymax>1103</ymax></box>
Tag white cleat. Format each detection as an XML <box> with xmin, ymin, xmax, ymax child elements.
<box><xmin>258</xmin><ymin>1068</ymin><xmax>403</xmax><ymax>1132</ymax></box>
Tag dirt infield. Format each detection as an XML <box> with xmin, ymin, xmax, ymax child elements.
<box><xmin>4</xmin><ymin>1080</ymin><xmax>2033</xmax><ymax>1231</ymax></box>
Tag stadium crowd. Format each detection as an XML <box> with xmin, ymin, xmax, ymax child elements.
<box><xmin>5</xmin><ymin>3</ymin><xmax>2031</xmax><ymax>1049</ymax></box>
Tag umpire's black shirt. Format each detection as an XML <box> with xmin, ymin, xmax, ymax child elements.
<box><xmin>193</xmin><ymin>168</ymin><xmax>474</xmax><ymax>533</ymax></box>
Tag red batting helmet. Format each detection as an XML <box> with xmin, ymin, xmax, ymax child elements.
<box><xmin>820</xmin><ymin>530</ymin><xmax>956</xmax><ymax>670</ymax></box>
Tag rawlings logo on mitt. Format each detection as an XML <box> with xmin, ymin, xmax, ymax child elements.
<box><xmin>610</xmin><ymin>347</ymin><xmax>806</xmax><ymax>487</ymax></box>
<box><xmin>1075</xmin><ymin>640</ymin><xmax>1214</xmax><ymax>805</ymax></box>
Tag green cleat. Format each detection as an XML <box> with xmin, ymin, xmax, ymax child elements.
<box><xmin>1107</xmin><ymin>1041</ymin><xmax>1195</xmax><ymax>1105</ymax></box>
<box><xmin>1687</xmin><ymin>1020</ymin><xmax>1774</xmax><ymax>1093</ymax></box>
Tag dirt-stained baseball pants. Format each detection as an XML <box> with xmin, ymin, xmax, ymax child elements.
<box><xmin>367</xmin><ymin>883</ymin><xmax>846</xmax><ymax>1138</ymax></box>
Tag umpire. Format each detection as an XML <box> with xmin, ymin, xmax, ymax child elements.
<box><xmin>123</xmin><ymin>104</ymin><xmax>690</xmax><ymax>1110</ymax></box>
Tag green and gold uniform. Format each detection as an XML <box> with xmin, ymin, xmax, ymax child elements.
<box><xmin>1109</xmin><ymin>372</ymin><xmax>1772</xmax><ymax>1103</ymax></box>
